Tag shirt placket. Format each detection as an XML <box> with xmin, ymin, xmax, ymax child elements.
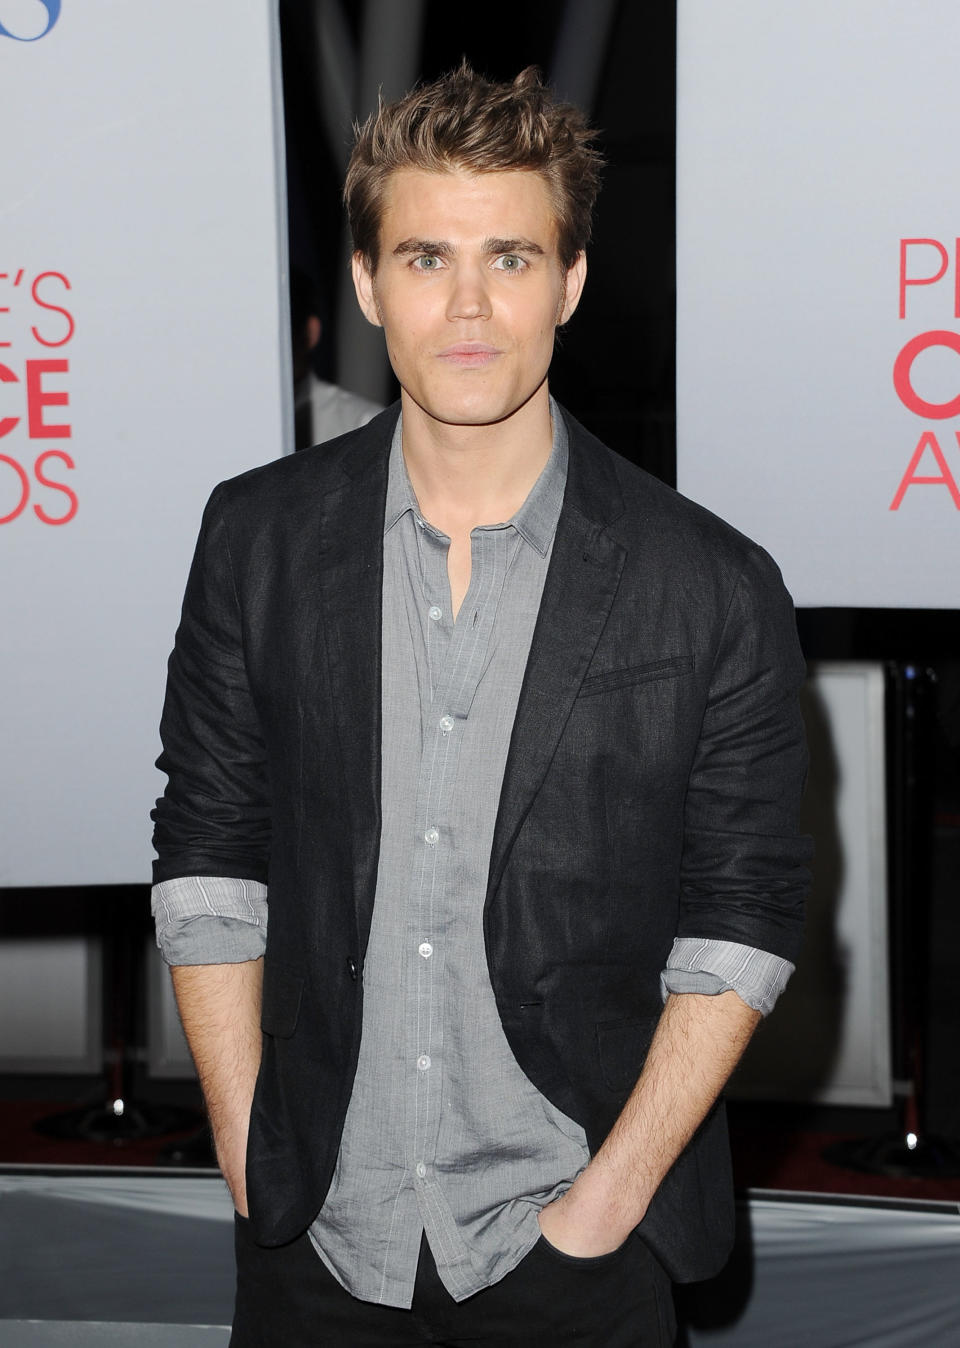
<box><xmin>405</xmin><ymin>520</ymin><xmax>451</xmax><ymax>1209</ymax></box>
<box><xmin>405</xmin><ymin>522</ymin><xmax>514</xmax><ymax>1263</ymax></box>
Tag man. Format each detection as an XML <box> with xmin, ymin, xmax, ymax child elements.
<box><xmin>152</xmin><ymin>64</ymin><xmax>809</xmax><ymax>1346</ymax></box>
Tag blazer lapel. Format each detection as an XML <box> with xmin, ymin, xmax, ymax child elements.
<box><xmin>487</xmin><ymin>413</ymin><xmax>627</xmax><ymax>902</ymax></box>
<box><xmin>304</xmin><ymin>407</ymin><xmax>627</xmax><ymax>941</ymax></box>
<box><xmin>312</xmin><ymin>415</ymin><xmax>394</xmax><ymax>951</ymax></box>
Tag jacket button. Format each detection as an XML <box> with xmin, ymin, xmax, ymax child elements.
<box><xmin>347</xmin><ymin>957</ymin><xmax>358</xmax><ymax>982</ymax></box>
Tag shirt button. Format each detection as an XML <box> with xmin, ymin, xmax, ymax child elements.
<box><xmin>424</xmin><ymin>826</ymin><xmax>439</xmax><ymax>845</ymax></box>
<box><xmin>417</xmin><ymin>1054</ymin><xmax>431</xmax><ymax>1071</ymax></box>
<box><xmin>428</xmin><ymin>605</ymin><xmax>442</xmax><ymax>622</ymax></box>
<box><xmin>415</xmin><ymin>1162</ymin><xmax>427</xmax><ymax>1179</ymax></box>
<box><xmin>418</xmin><ymin>942</ymin><xmax>433</xmax><ymax>959</ymax></box>
<box><xmin>439</xmin><ymin>714</ymin><xmax>454</xmax><ymax>733</ymax></box>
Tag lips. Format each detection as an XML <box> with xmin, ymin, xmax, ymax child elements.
<box><xmin>437</xmin><ymin>342</ymin><xmax>501</xmax><ymax>368</ymax></box>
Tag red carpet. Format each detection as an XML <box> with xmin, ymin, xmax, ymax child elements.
<box><xmin>5</xmin><ymin>1097</ymin><xmax>960</xmax><ymax>1206</ymax></box>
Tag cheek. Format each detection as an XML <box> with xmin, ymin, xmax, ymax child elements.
<box><xmin>384</xmin><ymin>317</ymin><xmax>420</xmax><ymax>359</ymax></box>
<box><xmin>520</xmin><ymin>290</ymin><xmax>564</xmax><ymax>345</ymax></box>
<box><xmin>528</xmin><ymin>313</ymin><xmax>561</xmax><ymax>350</ymax></box>
<box><xmin>389</xmin><ymin>305</ymin><xmax>434</xmax><ymax>351</ymax></box>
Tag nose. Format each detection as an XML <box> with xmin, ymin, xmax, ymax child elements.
<box><xmin>445</xmin><ymin>262</ymin><xmax>491</xmax><ymax>322</ymax></box>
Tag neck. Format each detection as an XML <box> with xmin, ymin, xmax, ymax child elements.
<box><xmin>400</xmin><ymin>384</ymin><xmax>554</xmax><ymax>531</ymax></box>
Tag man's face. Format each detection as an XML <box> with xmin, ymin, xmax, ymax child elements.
<box><xmin>352</xmin><ymin>168</ymin><xmax>586</xmax><ymax>430</ymax></box>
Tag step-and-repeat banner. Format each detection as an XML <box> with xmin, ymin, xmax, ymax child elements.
<box><xmin>0</xmin><ymin>3</ymin><xmax>291</xmax><ymax>885</ymax></box>
<box><xmin>677</xmin><ymin>1</ymin><xmax>959</xmax><ymax>608</ymax></box>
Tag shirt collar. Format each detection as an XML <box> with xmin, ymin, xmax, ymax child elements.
<box><xmin>383</xmin><ymin>398</ymin><xmax>568</xmax><ymax>558</ymax></box>
<box><xmin>384</xmin><ymin>415</ymin><xmax>416</xmax><ymax>535</ymax></box>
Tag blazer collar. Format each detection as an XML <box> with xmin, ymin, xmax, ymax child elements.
<box><xmin>555</xmin><ymin>404</ymin><xmax>627</xmax><ymax>539</ymax></box>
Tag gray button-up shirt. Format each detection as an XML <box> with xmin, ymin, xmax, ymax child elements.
<box><xmin>307</xmin><ymin>412</ymin><xmax>590</xmax><ymax>1306</ymax></box>
<box><xmin>152</xmin><ymin>406</ymin><xmax>793</xmax><ymax>1306</ymax></box>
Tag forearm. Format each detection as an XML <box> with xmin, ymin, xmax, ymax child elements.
<box><xmin>171</xmin><ymin>958</ymin><xmax>264</xmax><ymax>1214</ymax></box>
<box><xmin>539</xmin><ymin>991</ymin><xmax>760</xmax><ymax>1255</ymax></box>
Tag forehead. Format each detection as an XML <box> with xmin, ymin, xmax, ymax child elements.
<box><xmin>377</xmin><ymin>167</ymin><xmax>559</xmax><ymax>250</ymax></box>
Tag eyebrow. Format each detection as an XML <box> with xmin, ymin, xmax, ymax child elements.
<box><xmin>393</xmin><ymin>238</ymin><xmax>455</xmax><ymax>259</ymax></box>
<box><xmin>483</xmin><ymin>237</ymin><xmax>546</xmax><ymax>257</ymax></box>
<box><xmin>392</xmin><ymin>236</ymin><xmax>547</xmax><ymax>259</ymax></box>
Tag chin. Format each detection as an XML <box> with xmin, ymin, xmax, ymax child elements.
<box><xmin>437</xmin><ymin>385</ymin><xmax>547</xmax><ymax>429</ymax></box>
<box><xmin>442</xmin><ymin>406</ymin><xmax>519</xmax><ymax>428</ymax></box>
<box><xmin>411</xmin><ymin>392</ymin><xmax>516</xmax><ymax>428</ymax></box>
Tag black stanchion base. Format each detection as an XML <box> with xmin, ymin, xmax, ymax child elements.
<box><xmin>154</xmin><ymin>1126</ymin><xmax>217</xmax><ymax>1168</ymax></box>
<box><xmin>33</xmin><ymin>1100</ymin><xmax>202</xmax><ymax>1144</ymax></box>
<box><xmin>824</xmin><ymin>1132</ymin><xmax>960</xmax><ymax>1179</ymax></box>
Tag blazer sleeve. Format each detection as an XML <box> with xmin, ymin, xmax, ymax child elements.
<box><xmin>151</xmin><ymin>486</ymin><xmax>271</xmax><ymax>885</ymax></box>
<box><xmin>678</xmin><ymin>545</ymin><xmax>811</xmax><ymax>963</ymax></box>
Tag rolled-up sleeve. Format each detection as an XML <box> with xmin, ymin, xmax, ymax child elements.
<box><xmin>151</xmin><ymin>876</ymin><xmax>268</xmax><ymax>966</ymax></box>
<box><xmin>660</xmin><ymin>937</ymin><xmax>794</xmax><ymax>1017</ymax></box>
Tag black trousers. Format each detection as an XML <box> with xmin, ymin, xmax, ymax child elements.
<box><xmin>231</xmin><ymin>1215</ymin><xmax>676</xmax><ymax>1347</ymax></box>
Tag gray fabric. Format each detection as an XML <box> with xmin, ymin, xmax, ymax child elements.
<box><xmin>151</xmin><ymin>877</ymin><xmax>267</xmax><ymax>965</ymax></box>
<box><xmin>662</xmin><ymin>938</ymin><xmax>793</xmax><ymax>1017</ymax></box>
<box><xmin>308</xmin><ymin>412</ymin><xmax>590</xmax><ymax>1307</ymax></box>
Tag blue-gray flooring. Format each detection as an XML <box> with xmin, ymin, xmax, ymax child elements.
<box><xmin>0</xmin><ymin>1173</ymin><xmax>233</xmax><ymax>1335</ymax></box>
<box><xmin>2</xmin><ymin>1174</ymin><xmax>959</xmax><ymax>1347</ymax></box>
<box><xmin>0</xmin><ymin>1325</ymin><xmax>229</xmax><ymax>1347</ymax></box>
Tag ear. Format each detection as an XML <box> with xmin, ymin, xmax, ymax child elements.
<box><xmin>305</xmin><ymin>314</ymin><xmax>322</xmax><ymax>351</ymax></box>
<box><xmin>351</xmin><ymin>252</ymin><xmax>382</xmax><ymax>328</ymax></box>
<box><xmin>558</xmin><ymin>251</ymin><xmax>587</xmax><ymax>325</ymax></box>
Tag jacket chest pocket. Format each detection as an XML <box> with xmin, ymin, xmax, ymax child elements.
<box><xmin>577</xmin><ymin>655</ymin><xmax>693</xmax><ymax>699</ymax></box>
<box><xmin>562</xmin><ymin>654</ymin><xmax>697</xmax><ymax>785</ymax></box>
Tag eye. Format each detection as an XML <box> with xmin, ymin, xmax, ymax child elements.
<box><xmin>412</xmin><ymin>254</ymin><xmax>443</xmax><ymax>271</ymax></box>
<box><xmin>493</xmin><ymin>254</ymin><xmax>527</xmax><ymax>272</ymax></box>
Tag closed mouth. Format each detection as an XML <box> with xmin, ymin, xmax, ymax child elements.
<box><xmin>437</xmin><ymin>343</ymin><xmax>501</xmax><ymax>366</ymax></box>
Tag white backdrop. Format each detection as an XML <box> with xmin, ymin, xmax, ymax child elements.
<box><xmin>0</xmin><ymin>2</ymin><xmax>291</xmax><ymax>886</ymax></box>
<box><xmin>731</xmin><ymin>664</ymin><xmax>890</xmax><ymax>1107</ymax></box>
<box><xmin>677</xmin><ymin>1</ymin><xmax>960</xmax><ymax>608</ymax></box>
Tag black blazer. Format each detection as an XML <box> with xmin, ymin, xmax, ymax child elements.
<box><xmin>153</xmin><ymin>404</ymin><xmax>809</xmax><ymax>1282</ymax></box>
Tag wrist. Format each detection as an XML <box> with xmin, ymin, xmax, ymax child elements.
<box><xmin>572</xmin><ymin>1156</ymin><xmax>651</xmax><ymax>1234</ymax></box>
<box><xmin>211</xmin><ymin>1121</ymin><xmax>249</xmax><ymax>1199</ymax></box>
<box><xmin>538</xmin><ymin>1168</ymin><xmax>641</xmax><ymax>1258</ymax></box>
